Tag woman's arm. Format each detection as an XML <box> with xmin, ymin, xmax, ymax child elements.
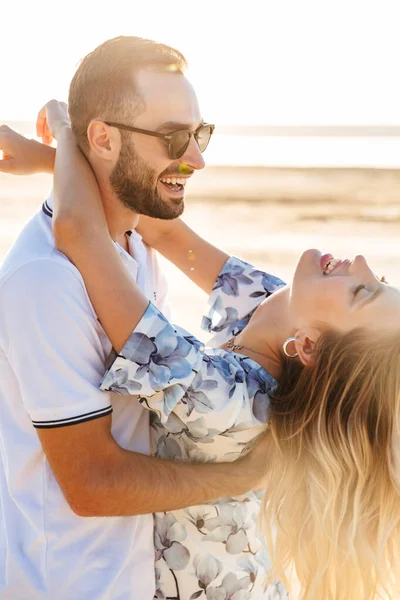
<box><xmin>52</xmin><ymin>126</ymin><xmax>148</xmax><ymax>353</ymax></box>
<box><xmin>0</xmin><ymin>125</ymin><xmax>55</xmax><ymax>174</ymax></box>
<box><xmin>137</xmin><ymin>215</ymin><xmax>229</xmax><ymax>295</ymax></box>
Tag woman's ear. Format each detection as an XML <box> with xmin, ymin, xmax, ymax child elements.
<box><xmin>293</xmin><ymin>327</ymin><xmax>321</xmax><ymax>367</ymax></box>
<box><xmin>87</xmin><ymin>121</ymin><xmax>121</xmax><ymax>162</ymax></box>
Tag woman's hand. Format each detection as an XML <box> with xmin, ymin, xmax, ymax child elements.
<box><xmin>36</xmin><ymin>100</ymin><xmax>71</xmax><ymax>144</ymax></box>
<box><xmin>0</xmin><ymin>125</ymin><xmax>55</xmax><ymax>174</ymax></box>
<box><xmin>136</xmin><ymin>215</ymin><xmax>180</xmax><ymax>249</ymax></box>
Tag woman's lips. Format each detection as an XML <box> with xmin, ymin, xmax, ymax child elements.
<box><xmin>320</xmin><ymin>253</ymin><xmax>333</xmax><ymax>272</ymax></box>
<box><xmin>321</xmin><ymin>255</ymin><xmax>349</xmax><ymax>275</ymax></box>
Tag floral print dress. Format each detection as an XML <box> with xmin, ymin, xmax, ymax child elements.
<box><xmin>101</xmin><ymin>258</ymin><xmax>289</xmax><ymax>600</ymax></box>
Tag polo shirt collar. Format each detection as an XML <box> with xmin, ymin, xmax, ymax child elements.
<box><xmin>42</xmin><ymin>193</ymin><xmax>141</xmax><ymax>278</ymax></box>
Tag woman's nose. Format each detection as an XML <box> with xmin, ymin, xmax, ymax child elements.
<box><xmin>353</xmin><ymin>255</ymin><xmax>367</xmax><ymax>267</ymax></box>
<box><xmin>349</xmin><ymin>255</ymin><xmax>374</xmax><ymax>278</ymax></box>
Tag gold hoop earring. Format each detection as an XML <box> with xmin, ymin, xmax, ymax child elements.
<box><xmin>283</xmin><ymin>337</ymin><xmax>299</xmax><ymax>358</ymax></box>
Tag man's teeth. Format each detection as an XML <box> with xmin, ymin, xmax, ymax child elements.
<box><xmin>323</xmin><ymin>257</ymin><xmax>341</xmax><ymax>275</ymax></box>
<box><xmin>160</xmin><ymin>177</ymin><xmax>187</xmax><ymax>186</ymax></box>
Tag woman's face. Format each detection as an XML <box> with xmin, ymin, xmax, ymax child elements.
<box><xmin>289</xmin><ymin>249</ymin><xmax>400</xmax><ymax>334</ymax></box>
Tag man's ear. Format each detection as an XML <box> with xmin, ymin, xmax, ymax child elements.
<box><xmin>293</xmin><ymin>327</ymin><xmax>321</xmax><ymax>367</ymax></box>
<box><xmin>87</xmin><ymin>121</ymin><xmax>121</xmax><ymax>162</ymax></box>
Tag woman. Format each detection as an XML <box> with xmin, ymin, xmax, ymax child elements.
<box><xmin>6</xmin><ymin>118</ymin><xmax>400</xmax><ymax>599</ymax></box>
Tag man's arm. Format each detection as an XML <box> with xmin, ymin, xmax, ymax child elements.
<box><xmin>0</xmin><ymin>125</ymin><xmax>55</xmax><ymax>174</ymax></box>
<box><xmin>37</xmin><ymin>414</ymin><xmax>266</xmax><ymax>516</ymax></box>
<box><xmin>1</xmin><ymin>260</ymin><xmax>267</xmax><ymax>517</ymax></box>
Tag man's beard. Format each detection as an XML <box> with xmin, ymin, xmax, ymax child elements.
<box><xmin>110</xmin><ymin>138</ymin><xmax>184</xmax><ymax>220</ymax></box>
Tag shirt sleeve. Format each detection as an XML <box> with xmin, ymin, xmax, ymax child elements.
<box><xmin>0</xmin><ymin>258</ymin><xmax>112</xmax><ymax>428</ymax></box>
<box><xmin>201</xmin><ymin>256</ymin><xmax>286</xmax><ymax>343</ymax></box>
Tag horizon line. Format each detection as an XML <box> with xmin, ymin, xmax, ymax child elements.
<box><xmin>218</xmin><ymin>125</ymin><xmax>400</xmax><ymax>137</ymax></box>
<box><xmin>3</xmin><ymin>121</ymin><xmax>400</xmax><ymax>137</ymax></box>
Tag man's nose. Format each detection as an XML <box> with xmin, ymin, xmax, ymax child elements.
<box><xmin>180</xmin><ymin>136</ymin><xmax>206</xmax><ymax>171</ymax></box>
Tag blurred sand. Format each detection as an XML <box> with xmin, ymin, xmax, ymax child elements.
<box><xmin>1</xmin><ymin>166</ymin><xmax>400</xmax><ymax>339</ymax></box>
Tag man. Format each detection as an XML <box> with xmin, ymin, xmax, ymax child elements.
<box><xmin>0</xmin><ymin>37</ymin><xmax>267</xmax><ymax>599</ymax></box>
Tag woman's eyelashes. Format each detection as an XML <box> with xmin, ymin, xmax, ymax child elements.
<box><xmin>352</xmin><ymin>276</ymin><xmax>387</xmax><ymax>301</ymax></box>
<box><xmin>353</xmin><ymin>284</ymin><xmax>367</xmax><ymax>297</ymax></box>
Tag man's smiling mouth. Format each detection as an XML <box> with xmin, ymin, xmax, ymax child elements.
<box><xmin>159</xmin><ymin>176</ymin><xmax>188</xmax><ymax>193</ymax></box>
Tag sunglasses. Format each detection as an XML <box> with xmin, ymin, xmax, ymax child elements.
<box><xmin>104</xmin><ymin>121</ymin><xmax>215</xmax><ymax>160</ymax></box>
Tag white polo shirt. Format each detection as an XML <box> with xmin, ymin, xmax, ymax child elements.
<box><xmin>0</xmin><ymin>196</ymin><xmax>168</xmax><ymax>599</ymax></box>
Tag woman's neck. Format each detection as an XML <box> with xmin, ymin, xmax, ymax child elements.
<box><xmin>221</xmin><ymin>286</ymin><xmax>293</xmax><ymax>380</ymax></box>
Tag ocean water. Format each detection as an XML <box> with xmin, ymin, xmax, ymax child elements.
<box><xmin>4</xmin><ymin>121</ymin><xmax>400</xmax><ymax>168</ymax></box>
<box><xmin>207</xmin><ymin>134</ymin><xmax>400</xmax><ymax>168</ymax></box>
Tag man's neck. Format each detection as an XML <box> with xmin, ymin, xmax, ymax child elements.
<box><xmin>97</xmin><ymin>178</ymin><xmax>140</xmax><ymax>250</ymax></box>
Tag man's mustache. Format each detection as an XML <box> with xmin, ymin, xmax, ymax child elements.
<box><xmin>161</xmin><ymin>163</ymin><xmax>194</xmax><ymax>178</ymax></box>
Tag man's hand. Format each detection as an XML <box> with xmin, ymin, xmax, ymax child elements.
<box><xmin>239</xmin><ymin>430</ymin><xmax>270</xmax><ymax>491</ymax></box>
<box><xmin>0</xmin><ymin>125</ymin><xmax>55</xmax><ymax>175</ymax></box>
<box><xmin>36</xmin><ymin>100</ymin><xmax>70</xmax><ymax>144</ymax></box>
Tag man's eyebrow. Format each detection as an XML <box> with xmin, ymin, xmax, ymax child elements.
<box><xmin>156</xmin><ymin>120</ymin><xmax>204</xmax><ymax>131</ymax></box>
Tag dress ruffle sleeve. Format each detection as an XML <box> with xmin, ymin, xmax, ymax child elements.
<box><xmin>100</xmin><ymin>299</ymin><xmax>276</xmax><ymax>433</ymax></box>
<box><xmin>101</xmin><ymin>302</ymin><xmax>203</xmax><ymax>397</ymax></box>
<box><xmin>201</xmin><ymin>256</ymin><xmax>286</xmax><ymax>345</ymax></box>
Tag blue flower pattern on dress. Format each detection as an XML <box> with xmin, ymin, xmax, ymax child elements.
<box><xmin>101</xmin><ymin>257</ymin><xmax>288</xmax><ymax>599</ymax></box>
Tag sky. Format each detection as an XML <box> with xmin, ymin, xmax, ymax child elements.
<box><xmin>1</xmin><ymin>0</ymin><xmax>400</xmax><ymax>125</ymax></box>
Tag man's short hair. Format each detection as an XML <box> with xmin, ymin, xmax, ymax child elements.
<box><xmin>68</xmin><ymin>36</ymin><xmax>188</xmax><ymax>152</ymax></box>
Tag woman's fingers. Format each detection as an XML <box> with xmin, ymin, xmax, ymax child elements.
<box><xmin>36</xmin><ymin>106</ymin><xmax>47</xmax><ymax>139</ymax></box>
<box><xmin>0</xmin><ymin>155</ymin><xmax>15</xmax><ymax>173</ymax></box>
<box><xmin>36</xmin><ymin>100</ymin><xmax>69</xmax><ymax>144</ymax></box>
<box><xmin>0</xmin><ymin>126</ymin><xmax>16</xmax><ymax>172</ymax></box>
<box><xmin>36</xmin><ymin>106</ymin><xmax>54</xmax><ymax>146</ymax></box>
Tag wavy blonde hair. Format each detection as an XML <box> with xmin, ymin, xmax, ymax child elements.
<box><xmin>261</xmin><ymin>328</ymin><xmax>400</xmax><ymax>599</ymax></box>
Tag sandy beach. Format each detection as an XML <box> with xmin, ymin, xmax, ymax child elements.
<box><xmin>1</xmin><ymin>165</ymin><xmax>399</xmax><ymax>338</ymax></box>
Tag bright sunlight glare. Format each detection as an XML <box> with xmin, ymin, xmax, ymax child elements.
<box><xmin>1</xmin><ymin>0</ymin><xmax>400</xmax><ymax>126</ymax></box>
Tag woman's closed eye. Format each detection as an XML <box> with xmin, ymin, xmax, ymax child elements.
<box><xmin>353</xmin><ymin>284</ymin><xmax>367</xmax><ymax>297</ymax></box>
<box><xmin>353</xmin><ymin>283</ymin><xmax>384</xmax><ymax>308</ymax></box>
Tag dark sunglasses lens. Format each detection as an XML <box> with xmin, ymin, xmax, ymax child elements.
<box><xmin>196</xmin><ymin>125</ymin><xmax>213</xmax><ymax>152</ymax></box>
<box><xmin>170</xmin><ymin>131</ymin><xmax>191</xmax><ymax>159</ymax></box>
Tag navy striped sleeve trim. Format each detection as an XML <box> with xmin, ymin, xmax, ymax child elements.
<box><xmin>42</xmin><ymin>201</ymin><xmax>53</xmax><ymax>218</ymax></box>
<box><xmin>32</xmin><ymin>405</ymin><xmax>112</xmax><ymax>429</ymax></box>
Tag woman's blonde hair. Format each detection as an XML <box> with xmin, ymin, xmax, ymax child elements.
<box><xmin>261</xmin><ymin>328</ymin><xmax>400</xmax><ymax>599</ymax></box>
